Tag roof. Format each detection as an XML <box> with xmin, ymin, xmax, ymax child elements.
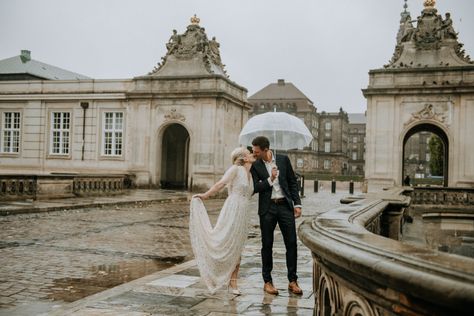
<box><xmin>249</xmin><ymin>79</ymin><xmax>313</xmax><ymax>104</ymax></box>
<box><xmin>348</xmin><ymin>113</ymin><xmax>366</xmax><ymax>124</ymax></box>
<box><xmin>0</xmin><ymin>50</ymin><xmax>90</xmax><ymax>80</ymax></box>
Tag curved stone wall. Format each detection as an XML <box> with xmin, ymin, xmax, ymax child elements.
<box><xmin>299</xmin><ymin>188</ymin><xmax>474</xmax><ymax>316</ymax></box>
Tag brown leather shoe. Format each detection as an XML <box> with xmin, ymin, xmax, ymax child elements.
<box><xmin>263</xmin><ymin>282</ymin><xmax>279</xmax><ymax>295</ymax></box>
<box><xmin>288</xmin><ymin>281</ymin><xmax>303</xmax><ymax>295</ymax></box>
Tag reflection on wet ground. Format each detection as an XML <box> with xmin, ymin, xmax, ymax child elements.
<box><xmin>0</xmin><ymin>200</ymin><xmax>223</xmax><ymax>311</ymax></box>
<box><xmin>47</xmin><ymin>259</ymin><xmax>177</xmax><ymax>302</ymax></box>
<box><xmin>403</xmin><ymin>207</ymin><xmax>474</xmax><ymax>258</ymax></box>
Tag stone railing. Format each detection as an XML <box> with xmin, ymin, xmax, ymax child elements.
<box><xmin>299</xmin><ymin>188</ymin><xmax>474</xmax><ymax>316</ymax></box>
<box><xmin>0</xmin><ymin>174</ymin><xmax>128</xmax><ymax>201</ymax></box>
<box><xmin>73</xmin><ymin>175</ymin><xmax>124</xmax><ymax>196</ymax></box>
<box><xmin>0</xmin><ymin>176</ymin><xmax>37</xmax><ymax>200</ymax></box>
<box><xmin>409</xmin><ymin>186</ymin><xmax>474</xmax><ymax>206</ymax></box>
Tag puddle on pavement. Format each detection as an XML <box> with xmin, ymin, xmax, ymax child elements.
<box><xmin>47</xmin><ymin>258</ymin><xmax>181</xmax><ymax>302</ymax></box>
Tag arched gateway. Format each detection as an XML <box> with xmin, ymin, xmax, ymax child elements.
<box><xmin>363</xmin><ymin>2</ymin><xmax>474</xmax><ymax>188</ymax></box>
<box><xmin>160</xmin><ymin>124</ymin><xmax>190</xmax><ymax>189</ymax></box>
<box><xmin>402</xmin><ymin>123</ymin><xmax>448</xmax><ymax>186</ymax></box>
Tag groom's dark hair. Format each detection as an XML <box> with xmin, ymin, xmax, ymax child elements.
<box><xmin>252</xmin><ymin>136</ymin><xmax>270</xmax><ymax>150</ymax></box>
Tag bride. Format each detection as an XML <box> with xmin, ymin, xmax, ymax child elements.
<box><xmin>189</xmin><ymin>147</ymin><xmax>255</xmax><ymax>295</ymax></box>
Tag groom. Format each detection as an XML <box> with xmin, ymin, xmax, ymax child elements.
<box><xmin>250</xmin><ymin>136</ymin><xmax>303</xmax><ymax>295</ymax></box>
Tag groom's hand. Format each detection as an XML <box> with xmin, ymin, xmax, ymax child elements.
<box><xmin>294</xmin><ymin>207</ymin><xmax>302</xmax><ymax>218</ymax></box>
<box><xmin>270</xmin><ymin>167</ymin><xmax>278</xmax><ymax>182</ymax></box>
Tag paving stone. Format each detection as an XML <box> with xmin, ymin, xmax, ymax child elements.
<box><xmin>1</xmin><ymin>188</ymin><xmax>347</xmax><ymax>314</ymax></box>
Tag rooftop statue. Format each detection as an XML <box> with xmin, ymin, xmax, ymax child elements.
<box><xmin>385</xmin><ymin>1</ymin><xmax>472</xmax><ymax>69</ymax></box>
<box><xmin>148</xmin><ymin>15</ymin><xmax>227</xmax><ymax>77</ymax></box>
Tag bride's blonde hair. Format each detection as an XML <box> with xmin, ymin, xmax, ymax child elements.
<box><xmin>231</xmin><ymin>147</ymin><xmax>248</xmax><ymax>166</ymax></box>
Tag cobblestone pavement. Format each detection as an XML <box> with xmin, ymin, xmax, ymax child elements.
<box><xmin>0</xmin><ymin>185</ymin><xmax>353</xmax><ymax>315</ymax></box>
<box><xmin>0</xmin><ymin>189</ymin><xmax>190</xmax><ymax>215</ymax></box>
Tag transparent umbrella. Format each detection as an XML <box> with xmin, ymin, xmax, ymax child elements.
<box><xmin>239</xmin><ymin>112</ymin><xmax>313</xmax><ymax>150</ymax></box>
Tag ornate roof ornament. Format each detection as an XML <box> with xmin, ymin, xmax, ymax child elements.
<box><xmin>148</xmin><ymin>16</ymin><xmax>228</xmax><ymax>77</ymax></box>
<box><xmin>385</xmin><ymin>2</ymin><xmax>473</xmax><ymax>69</ymax></box>
<box><xmin>423</xmin><ymin>0</ymin><xmax>436</xmax><ymax>8</ymax></box>
<box><xmin>190</xmin><ymin>14</ymin><xmax>200</xmax><ymax>25</ymax></box>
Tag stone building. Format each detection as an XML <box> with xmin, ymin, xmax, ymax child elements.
<box><xmin>248</xmin><ymin>80</ymin><xmax>356</xmax><ymax>177</ymax></box>
<box><xmin>0</xmin><ymin>16</ymin><xmax>249</xmax><ymax>195</ymax></box>
<box><xmin>347</xmin><ymin>113</ymin><xmax>366</xmax><ymax>176</ymax></box>
<box><xmin>317</xmin><ymin>109</ymin><xmax>349</xmax><ymax>175</ymax></box>
<box><xmin>363</xmin><ymin>1</ymin><xmax>474</xmax><ymax>188</ymax></box>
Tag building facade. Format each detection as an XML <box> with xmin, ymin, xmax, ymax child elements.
<box><xmin>347</xmin><ymin>113</ymin><xmax>366</xmax><ymax>176</ymax></box>
<box><xmin>317</xmin><ymin>109</ymin><xmax>349</xmax><ymax>175</ymax></box>
<box><xmin>0</xmin><ymin>17</ymin><xmax>249</xmax><ymax>191</ymax></box>
<box><xmin>363</xmin><ymin>2</ymin><xmax>474</xmax><ymax>188</ymax></box>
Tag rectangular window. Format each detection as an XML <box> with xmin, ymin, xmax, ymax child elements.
<box><xmin>102</xmin><ymin>112</ymin><xmax>123</xmax><ymax>156</ymax></box>
<box><xmin>50</xmin><ymin>112</ymin><xmax>71</xmax><ymax>155</ymax></box>
<box><xmin>324</xmin><ymin>160</ymin><xmax>331</xmax><ymax>170</ymax></box>
<box><xmin>325</xmin><ymin>122</ymin><xmax>331</xmax><ymax>130</ymax></box>
<box><xmin>324</xmin><ymin>141</ymin><xmax>331</xmax><ymax>153</ymax></box>
<box><xmin>1</xmin><ymin>112</ymin><xmax>21</xmax><ymax>153</ymax></box>
<box><xmin>353</xmin><ymin>136</ymin><xmax>358</xmax><ymax>143</ymax></box>
<box><xmin>352</xmin><ymin>152</ymin><xmax>357</xmax><ymax>160</ymax></box>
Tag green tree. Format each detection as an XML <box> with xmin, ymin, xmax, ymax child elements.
<box><xmin>428</xmin><ymin>136</ymin><xmax>444</xmax><ymax>176</ymax></box>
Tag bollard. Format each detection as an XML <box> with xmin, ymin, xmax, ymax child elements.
<box><xmin>314</xmin><ymin>180</ymin><xmax>318</xmax><ymax>193</ymax></box>
<box><xmin>349</xmin><ymin>180</ymin><xmax>354</xmax><ymax>194</ymax></box>
<box><xmin>331</xmin><ymin>179</ymin><xmax>336</xmax><ymax>193</ymax></box>
<box><xmin>300</xmin><ymin>175</ymin><xmax>305</xmax><ymax>197</ymax></box>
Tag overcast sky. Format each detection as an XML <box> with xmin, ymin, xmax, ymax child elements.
<box><xmin>1</xmin><ymin>0</ymin><xmax>473</xmax><ymax>113</ymax></box>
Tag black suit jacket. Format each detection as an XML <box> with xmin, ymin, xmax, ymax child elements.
<box><xmin>250</xmin><ymin>154</ymin><xmax>301</xmax><ymax>216</ymax></box>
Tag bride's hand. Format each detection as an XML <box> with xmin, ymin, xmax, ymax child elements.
<box><xmin>193</xmin><ymin>193</ymin><xmax>207</xmax><ymax>200</ymax></box>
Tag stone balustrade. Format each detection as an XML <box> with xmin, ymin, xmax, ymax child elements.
<box><xmin>409</xmin><ymin>186</ymin><xmax>474</xmax><ymax>206</ymax></box>
<box><xmin>0</xmin><ymin>174</ymin><xmax>127</xmax><ymax>201</ymax></box>
<box><xmin>299</xmin><ymin>187</ymin><xmax>474</xmax><ymax>316</ymax></box>
<box><xmin>73</xmin><ymin>175</ymin><xmax>124</xmax><ymax>196</ymax></box>
<box><xmin>0</xmin><ymin>176</ymin><xmax>36</xmax><ymax>200</ymax></box>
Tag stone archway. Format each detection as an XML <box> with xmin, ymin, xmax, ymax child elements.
<box><xmin>402</xmin><ymin>123</ymin><xmax>449</xmax><ymax>187</ymax></box>
<box><xmin>160</xmin><ymin>123</ymin><xmax>190</xmax><ymax>189</ymax></box>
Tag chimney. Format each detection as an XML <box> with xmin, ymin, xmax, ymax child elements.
<box><xmin>20</xmin><ymin>50</ymin><xmax>31</xmax><ymax>63</ymax></box>
<box><xmin>277</xmin><ymin>79</ymin><xmax>285</xmax><ymax>85</ymax></box>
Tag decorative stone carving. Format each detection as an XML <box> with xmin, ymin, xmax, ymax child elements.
<box><xmin>343</xmin><ymin>293</ymin><xmax>378</xmax><ymax>316</ymax></box>
<box><xmin>148</xmin><ymin>15</ymin><xmax>228</xmax><ymax>77</ymax></box>
<box><xmin>413</xmin><ymin>8</ymin><xmax>443</xmax><ymax>50</ymax></box>
<box><xmin>317</xmin><ymin>273</ymin><xmax>341</xmax><ymax>316</ymax></box>
<box><xmin>166</xmin><ymin>29</ymin><xmax>181</xmax><ymax>55</ymax></box>
<box><xmin>405</xmin><ymin>104</ymin><xmax>447</xmax><ymax>126</ymax></box>
<box><xmin>164</xmin><ymin>108</ymin><xmax>185</xmax><ymax>122</ymax></box>
<box><xmin>385</xmin><ymin>2</ymin><xmax>472</xmax><ymax>68</ymax></box>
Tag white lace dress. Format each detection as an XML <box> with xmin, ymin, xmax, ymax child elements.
<box><xmin>189</xmin><ymin>165</ymin><xmax>253</xmax><ymax>293</ymax></box>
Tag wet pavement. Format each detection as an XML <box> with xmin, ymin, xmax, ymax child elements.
<box><xmin>0</xmin><ymin>189</ymin><xmax>190</xmax><ymax>216</ymax></box>
<box><xmin>0</xmin><ymin>186</ymin><xmax>354</xmax><ymax>315</ymax></box>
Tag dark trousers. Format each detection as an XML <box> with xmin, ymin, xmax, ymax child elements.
<box><xmin>260</xmin><ymin>201</ymin><xmax>298</xmax><ymax>283</ymax></box>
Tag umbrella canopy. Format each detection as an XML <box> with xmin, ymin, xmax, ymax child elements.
<box><xmin>239</xmin><ymin>112</ymin><xmax>313</xmax><ymax>150</ymax></box>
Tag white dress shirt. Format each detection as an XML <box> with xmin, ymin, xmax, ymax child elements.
<box><xmin>264</xmin><ymin>152</ymin><xmax>302</xmax><ymax>209</ymax></box>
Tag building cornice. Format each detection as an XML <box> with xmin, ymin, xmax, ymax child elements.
<box><xmin>0</xmin><ymin>93</ymin><xmax>127</xmax><ymax>101</ymax></box>
<box><xmin>362</xmin><ymin>86</ymin><xmax>474</xmax><ymax>97</ymax></box>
